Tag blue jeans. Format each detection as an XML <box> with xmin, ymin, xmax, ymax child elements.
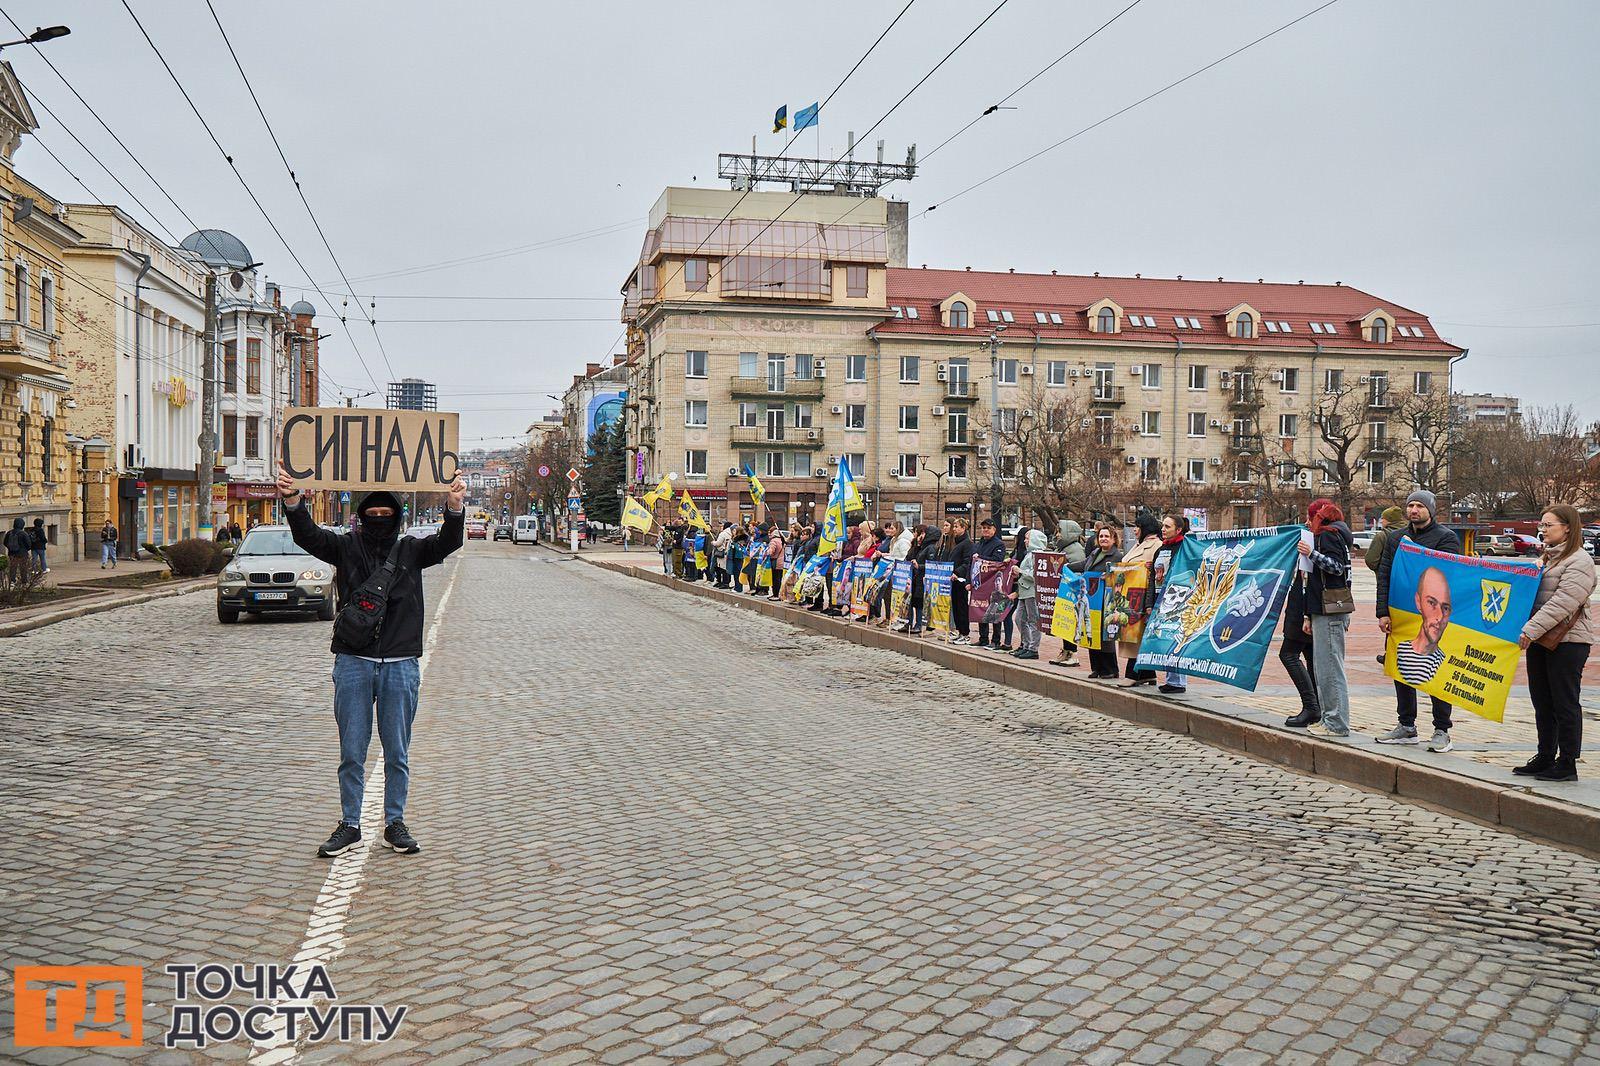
<box><xmin>101</xmin><ymin>542</ymin><xmax>117</xmax><ymax>565</ymax></box>
<box><xmin>332</xmin><ymin>654</ymin><xmax>421</xmax><ymax>826</ymax></box>
<box><xmin>31</xmin><ymin>547</ymin><xmax>46</xmax><ymax>572</ymax></box>
<box><xmin>1311</xmin><ymin>613</ymin><xmax>1351</xmax><ymax>732</ymax></box>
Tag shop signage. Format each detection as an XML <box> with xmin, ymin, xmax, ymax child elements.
<box><xmin>228</xmin><ymin>482</ymin><xmax>279</xmax><ymax>500</ymax></box>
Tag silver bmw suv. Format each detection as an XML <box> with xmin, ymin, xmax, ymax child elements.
<box><xmin>216</xmin><ymin>524</ymin><xmax>335</xmax><ymax>624</ymax></box>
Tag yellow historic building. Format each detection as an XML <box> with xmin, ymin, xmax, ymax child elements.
<box><xmin>0</xmin><ymin>62</ymin><xmax>90</xmax><ymax>561</ymax></box>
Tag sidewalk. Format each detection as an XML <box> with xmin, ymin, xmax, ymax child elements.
<box><xmin>0</xmin><ymin>556</ymin><xmax>209</xmax><ymax>637</ymax></box>
<box><xmin>37</xmin><ymin>552</ymin><xmax>170</xmax><ymax>589</ymax></box>
<box><xmin>590</xmin><ymin>552</ymin><xmax>1600</xmax><ymax>857</ymax></box>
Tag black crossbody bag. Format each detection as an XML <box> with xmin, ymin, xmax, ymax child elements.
<box><xmin>333</xmin><ymin>538</ymin><xmax>406</xmax><ymax>651</ymax></box>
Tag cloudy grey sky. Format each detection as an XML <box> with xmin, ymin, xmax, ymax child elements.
<box><xmin>10</xmin><ymin>0</ymin><xmax>1597</xmax><ymax>446</ymax></box>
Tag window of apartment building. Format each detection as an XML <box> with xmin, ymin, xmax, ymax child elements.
<box><xmin>846</xmin><ymin>354</ymin><xmax>867</xmax><ymax>382</ymax></box>
<box><xmin>793</xmin><ymin>353</ymin><xmax>814</xmax><ymax>379</ymax></box>
<box><xmin>1046</xmin><ymin>360</ymin><xmax>1068</xmax><ymax>385</ymax></box>
<box><xmin>793</xmin><ymin>403</ymin><xmax>813</xmax><ymax>429</ymax></box>
<box><xmin>844</xmin><ymin>403</ymin><xmax>866</xmax><ymax>430</ymax></box>
<box><xmin>737</xmin><ymin>351</ymin><xmax>758</xmax><ymax>378</ymax></box>
<box><xmin>1140</xmin><ymin>457</ymin><xmax>1160</xmax><ymax>482</ymax></box>
<box><xmin>224</xmin><ymin>341</ymin><xmax>238</xmax><ymax>393</ymax></box>
<box><xmin>1369</xmin><ymin>420</ymin><xmax>1388</xmax><ymax>447</ymax></box>
<box><xmin>1371</xmin><ymin>318</ymin><xmax>1389</xmax><ymax>343</ymax></box>
<box><xmin>1096</xmin><ymin>307</ymin><xmax>1115</xmax><ymax>333</ymax></box>
<box><xmin>765</xmin><ymin>406</ymin><xmax>785</xmax><ymax>441</ymax></box>
<box><xmin>1187</xmin><ymin>459</ymin><xmax>1206</xmax><ymax>483</ymax></box>
<box><xmin>996</xmin><ymin>407</ymin><xmax>1018</xmax><ymax>434</ymax></box>
<box><xmin>1094</xmin><ymin>458</ymin><xmax>1112</xmax><ymax>480</ymax></box>
<box><xmin>246</xmin><ymin>339</ymin><xmax>261</xmax><ymax>394</ymax></box>
<box><xmin>999</xmin><ymin>454</ymin><xmax>1018</xmax><ymax>480</ymax></box>
<box><xmin>684</xmin><ymin>257</ymin><xmax>707</xmax><ymax>292</ymax></box>
<box><xmin>847</xmin><ymin>453</ymin><xmax>867</xmax><ymax>477</ymax></box>
<box><xmin>763</xmin><ymin>451</ymin><xmax>785</xmax><ymax>477</ymax></box>
<box><xmin>1323</xmin><ymin>411</ymin><xmax>1343</xmax><ymax>436</ymax></box>
<box><xmin>986</xmin><ymin>309</ymin><xmax>999</xmax><ymax>323</ymax></box>
<box><xmin>946</xmin><ymin>358</ymin><xmax>970</xmax><ymax>396</ymax></box>
<box><xmin>685</xmin><ymin>449</ymin><xmax>707</xmax><ymax>477</ymax></box>
<box><xmin>1235</xmin><ymin>312</ymin><xmax>1255</xmax><ymax>339</ymax></box>
<box><xmin>948</xmin><ymin>454</ymin><xmax>969</xmax><ymax>479</ymax></box>
<box><xmin>1278</xmin><ymin>413</ymin><xmax>1298</xmax><ymax>438</ymax></box>
<box><xmin>1188</xmin><ymin>412</ymin><xmax>1207</xmax><ymax>437</ymax></box>
<box><xmin>895</xmin><ymin>453</ymin><xmax>918</xmax><ymax>478</ymax></box>
<box><xmin>996</xmin><ymin>358</ymin><xmax>1018</xmax><ymax>385</ymax></box>
<box><xmin>40</xmin><ymin>274</ymin><xmax>53</xmax><ymax>334</ymax></box>
<box><xmin>1140</xmin><ymin>411</ymin><xmax>1160</xmax><ymax>436</ymax></box>
<box><xmin>1188</xmin><ymin>364</ymin><xmax>1207</xmax><ymax>390</ymax></box>
<box><xmin>15</xmin><ymin>414</ymin><xmax>27</xmax><ymax>480</ymax></box>
<box><xmin>898</xmin><ymin>405</ymin><xmax>919</xmax><ymax>431</ymax></box>
<box><xmin>1414</xmin><ymin>370</ymin><xmax>1433</xmax><ymax>393</ymax></box>
<box><xmin>1034</xmin><ymin>311</ymin><xmax>1048</xmax><ymax>324</ymax></box>
<box><xmin>1367</xmin><ymin>459</ymin><xmax>1386</xmax><ymax>484</ymax></box>
<box><xmin>949</xmin><ymin>301</ymin><xmax>970</xmax><ymax>329</ymax></box>
<box><xmin>222</xmin><ymin>414</ymin><xmax>238</xmax><ymax>457</ymax></box>
<box><xmin>947</xmin><ymin>410</ymin><xmax>969</xmax><ymax>444</ymax></box>
<box><xmin>1370</xmin><ymin>371</ymin><xmax>1390</xmax><ymax>405</ymax></box>
<box><xmin>245</xmin><ymin>416</ymin><xmax>261</xmax><ymax>459</ymax></box>
<box><xmin>846</xmin><ymin>264</ymin><xmax>868</xmax><ymax>298</ymax></box>
<box><xmin>1141</xmin><ymin>363</ymin><xmax>1161</xmax><ymax>390</ymax></box>
<box><xmin>685</xmin><ymin>400</ymin><xmax>708</xmax><ymax>427</ymax></box>
<box><xmin>686</xmin><ymin>350</ymin><xmax>708</xmax><ymax>378</ymax></box>
<box><xmin>899</xmin><ymin>355</ymin><xmax>919</xmax><ymax>383</ymax></box>
<box><xmin>1000</xmin><ymin>310</ymin><xmax>1015</xmax><ymax>323</ymax></box>
<box><xmin>1094</xmin><ymin>414</ymin><xmax>1115</xmax><ymax>446</ymax></box>
<box><xmin>14</xmin><ymin>262</ymin><xmax>27</xmax><ymax>323</ymax></box>
<box><xmin>1324</xmin><ymin>368</ymin><xmax>1343</xmax><ymax>392</ymax></box>
<box><xmin>738</xmin><ymin>402</ymin><xmax>758</xmax><ymax>427</ymax></box>
<box><xmin>1233</xmin><ymin>460</ymin><xmax>1250</xmax><ymax>483</ymax></box>
<box><xmin>40</xmin><ymin>416</ymin><xmax>52</xmax><ymax>480</ymax></box>
<box><xmin>1280</xmin><ymin>367</ymin><xmax>1298</xmax><ymax>393</ymax></box>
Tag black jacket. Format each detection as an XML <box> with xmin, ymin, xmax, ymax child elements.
<box><xmin>286</xmin><ymin>501</ymin><xmax>463</xmax><ymax>657</ymax></box>
<box><xmin>1376</xmin><ymin>519</ymin><xmax>1460</xmax><ymax>618</ymax></box>
<box><xmin>970</xmin><ymin>533</ymin><xmax>1005</xmax><ymax>582</ymax></box>
<box><xmin>1082</xmin><ymin>545</ymin><xmax>1123</xmax><ymax>574</ymax></box>
<box><xmin>946</xmin><ymin>534</ymin><xmax>974</xmax><ymax>582</ymax></box>
<box><xmin>1307</xmin><ymin>522</ymin><xmax>1354</xmax><ymax>615</ymax></box>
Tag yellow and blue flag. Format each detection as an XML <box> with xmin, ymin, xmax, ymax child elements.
<box><xmin>678</xmin><ymin>490</ymin><xmax>708</xmax><ymax>531</ymax></box>
<box><xmin>643</xmin><ymin>475</ymin><xmax>672</xmax><ymax>509</ymax></box>
<box><xmin>794</xmin><ymin>102</ymin><xmax>819</xmax><ymax>131</ymax></box>
<box><xmin>816</xmin><ymin>456</ymin><xmax>859</xmax><ymax>555</ymax></box>
<box><xmin>743</xmin><ymin>465</ymin><xmax>765</xmax><ymax>507</ymax></box>
<box><xmin>621</xmin><ymin>496</ymin><xmax>654</xmax><ymax>534</ymax></box>
<box><xmin>773</xmin><ymin>105</ymin><xmax>788</xmax><ymax>133</ymax></box>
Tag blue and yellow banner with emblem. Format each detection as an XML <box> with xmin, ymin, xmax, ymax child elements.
<box><xmin>1385</xmin><ymin>541</ymin><xmax>1540</xmax><ymax>722</ymax></box>
<box><xmin>923</xmin><ymin>561</ymin><xmax>954</xmax><ymax>634</ymax></box>
<box><xmin>1135</xmin><ymin>525</ymin><xmax>1301</xmax><ymax>691</ymax></box>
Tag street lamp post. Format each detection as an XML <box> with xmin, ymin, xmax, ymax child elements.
<box><xmin>919</xmin><ymin>454</ymin><xmax>947</xmax><ymax>527</ymax></box>
<box><xmin>985</xmin><ymin>326</ymin><xmax>1007</xmax><ymax>525</ymax></box>
<box><xmin>0</xmin><ymin>25</ymin><xmax>70</xmax><ymax>50</ymax></box>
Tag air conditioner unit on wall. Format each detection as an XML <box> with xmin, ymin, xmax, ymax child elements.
<box><xmin>806</xmin><ymin>429</ymin><xmax>818</xmax><ymax>440</ymax></box>
<box><xmin>1209</xmin><ymin>419</ymin><xmax>1223</xmax><ymax>428</ymax></box>
<box><xmin>932</xmin><ymin>405</ymin><xmax>946</xmax><ymax>416</ymax></box>
<box><xmin>1210</xmin><ymin>457</ymin><xmax>1223</xmax><ymax>466</ymax></box>
<box><xmin>830</xmin><ymin>405</ymin><xmax>843</xmax><ymax>414</ymax></box>
<box><xmin>828</xmin><ymin>456</ymin><xmax>839</xmax><ymax>466</ymax></box>
<box><xmin>1129</xmin><ymin>365</ymin><xmax>1143</xmax><ymax>376</ymax></box>
<box><xmin>1069</xmin><ymin>368</ymin><xmax>1081</xmax><ymax>377</ymax></box>
<box><xmin>729</xmin><ymin>467</ymin><xmax>740</xmax><ymax>476</ymax></box>
<box><xmin>1270</xmin><ymin>371</ymin><xmax>1284</xmax><ymax>383</ymax></box>
<box><xmin>125</xmin><ymin>444</ymin><xmax>145</xmax><ymax>469</ymax></box>
<box><xmin>815</xmin><ymin>468</ymin><xmax>827</xmax><ymax>477</ymax></box>
<box><xmin>1220</xmin><ymin>371</ymin><xmax>1233</xmax><ymax>385</ymax></box>
<box><xmin>815</xmin><ymin>367</ymin><xmax>827</xmax><ymax>378</ymax></box>
<box><xmin>1020</xmin><ymin>365</ymin><xmax>1035</xmax><ymax>376</ymax></box>
<box><xmin>936</xmin><ymin>364</ymin><xmax>948</xmax><ymax>381</ymax></box>
<box><xmin>1125</xmin><ymin>455</ymin><xmax>1138</xmax><ymax>464</ymax></box>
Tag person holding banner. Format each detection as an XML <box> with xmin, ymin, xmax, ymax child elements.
<box><xmin>946</xmin><ymin>519</ymin><xmax>975</xmax><ymax>644</ymax></box>
<box><xmin>276</xmin><ymin>463</ymin><xmax>466</xmax><ymax>858</ymax></box>
<box><xmin>1375</xmin><ymin>490</ymin><xmax>1461</xmax><ymax>751</ymax></box>
<box><xmin>1302</xmin><ymin>501</ymin><xmax>1355</xmax><ymax>739</ymax></box>
<box><xmin>1151</xmin><ymin>514</ymin><xmax>1191</xmax><ymax>694</ymax></box>
<box><xmin>1116</xmin><ymin>513</ymin><xmax>1163</xmax><ymax>687</ymax></box>
<box><xmin>765</xmin><ymin>524</ymin><xmax>786</xmax><ymax>601</ymax></box>
<box><xmin>1517</xmin><ymin>505</ymin><xmax>1595</xmax><ymax>781</ymax></box>
<box><xmin>971</xmin><ymin>518</ymin><xmax>1008</xmax><ymax>650</ymax></box>
<box><xmin>1059</xmin><ymin>524</ymin><xmax>1122</xmax><ymax>677</ymax></box>
<box><xmin>1012</xmin><ymin>529</ymin><xmax>1050</xmax><ymax>659</ymax></box>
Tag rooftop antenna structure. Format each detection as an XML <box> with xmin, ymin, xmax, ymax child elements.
<box><xmin>719</xmin><ymin>143</ymin><xmax>917</xmax><ymax>197</ymax></box>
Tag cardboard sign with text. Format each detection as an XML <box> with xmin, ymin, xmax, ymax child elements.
<box><xmin>280</xmin><ymin>407</ymin><xmax>460</xmax><ymax>492</ymax></box>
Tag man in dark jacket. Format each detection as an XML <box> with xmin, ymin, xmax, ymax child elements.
<box><xmin>278</xmin><ymin>463</ymin><xmax>465</xmax><ymax>858</ymax></box>
<box><xmin>28</xmin><ymin>517</ymin><xmax>48</xmax><ymax>575</ymax></box>
<box><xmin>971</xmin><ymin>518</ymin><xmax>1008</xmax><ymax>649</ymax></box>
<box><xmin>1375</xmin><ymin>489</ymin><xmax>1461</xmax><ymax>752</ymax></box>
<box><xmin>947</xmin><ymin>518</ymin><xmax>975</xmax><ymax>643</ymax></box>
<box><xmin>4</xmin><ymin>516</ymin><xmax>31</xmax><ymax>586</ymax></box>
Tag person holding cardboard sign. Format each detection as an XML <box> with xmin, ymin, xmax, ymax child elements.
<box><xmin>277</xmin><ymin>462</ymin><xmax>466</xmax><ymax>858</ymax></box>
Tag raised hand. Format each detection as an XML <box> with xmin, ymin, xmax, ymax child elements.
<box><xmin>447</xmin><ymin>474</ymin><xmax>467</xmax><ymax>512</ymax></box>
<box><xmin>276</xmin><ymin>464</ymin><xmax>301</xmax><ymax>504</ymax></box>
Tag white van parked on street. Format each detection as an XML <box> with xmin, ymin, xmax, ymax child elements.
<box><xmin>512</xmin><ymin>515</ymin><xmax>540</xmax><ymax>545</ymax></box>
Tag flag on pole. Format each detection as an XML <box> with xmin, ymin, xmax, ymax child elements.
<box><xmin>773</xmin><ymin>105</ymin><xmax>788</xmax><ymax>133</ymax></box>
<box><xmin>793</xmin><ymin>102</ymin><xmax>819</xmax><ymax>131</ymax></box>
<box><xmin>621</xmin><ymin>496</ymin><xmax>654</xmax><ymax>534</ymax></box>
<box><xmin>839</xmin><ymin>455</ymin><xmax>864</xmax><ymax>514</ymax></box>
<box><xmin>643</xmin><ymin>474</ymin><xmax>672</xmax><ymax>509</ymax></box>
<box><xmin>817</xmin><ymin>456</ymin><xmax>859</xmax><ymax>555</ymax></box>
<box><xmin>678</xmin><ymin>490</ymin><xmax>708</xmax><ymax>531</ymax></box>
<box><xmin>743</xmin><ymin>464</ymin><xmax>766</xmax><ymax>507</ymax></box>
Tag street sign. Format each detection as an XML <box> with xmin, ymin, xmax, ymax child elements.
<box><xmin>339</xmin><ymin>491</ymin><xmax>351</xmax><ymax>503</ymax></box>
<box><xmin>504</xmin><ymin>492</ymin><xmax>512</xmax><ymax>500</ymax></box>
<box><xmin>568</xmin><ymin>498</ymin><xmax>582</xmax><ymax>512</ymax></box>
<box><xmin>566</xmin><ymin>467</ymin><xmax>580</xmax><ymax>483</ymax></box>
<box><xmin>538</xmin><ymin>465</ymin><xmax>550</xmax><ymax>478</ymax></box>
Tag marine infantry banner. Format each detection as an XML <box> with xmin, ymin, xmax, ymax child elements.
<box><xmin>1135</xmin><ymin>525</ymin><xmax>1301</xmax><ymax>691</ymax></box>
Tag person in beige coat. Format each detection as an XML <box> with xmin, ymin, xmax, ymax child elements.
<box><xmin>1116</xmin><ymin>512</ymin><xmax>1164</xmax><ymax>687</ymax></box>
<box><xmin>1516</xmin><ymin>504</ymin><xmax>1595</xmax><ymax>782</ymax></box>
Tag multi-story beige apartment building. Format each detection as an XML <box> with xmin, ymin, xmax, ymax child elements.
<box><xmin>619</xmin><ymin>183</ymin><xmax>1464</xmax><ymax>531</ymax></box>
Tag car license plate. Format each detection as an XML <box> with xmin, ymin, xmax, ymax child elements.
<box><xmin>254</xmin><ymin>591</ymin><xmax>288</xmax><ymax>601</ymax></box>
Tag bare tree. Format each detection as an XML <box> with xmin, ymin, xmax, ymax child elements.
<box><xmin>983</xmin><ymin>382</ymin><xmax>1132</xmax><ymax>528</ymax></box>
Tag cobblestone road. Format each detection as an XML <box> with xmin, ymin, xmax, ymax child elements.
<box><xmin>3</xmin><ymin>542</ymin><xmax>1599</xmax><ymax>1064</ymax></box>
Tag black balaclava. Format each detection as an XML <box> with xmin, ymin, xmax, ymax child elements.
<box><xmin>357</xmin><ymin>490</ymin><xmax>404</xmax><ymax>547</ymax></box>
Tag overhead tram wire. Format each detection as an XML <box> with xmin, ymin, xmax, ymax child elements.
<box><xmin>119</xmin><ymin>0</ymin><xmax>390</xmax><ymax>393</ymax></box>
<box><xmin>340</xmin><ymin>219</ymin><xmax>645</xmax><ymax>285</ymax></box>
<box><xmin>0</xmin><ymin>4</ymin><xmax>233</xmax><ymax>265</ymax></box>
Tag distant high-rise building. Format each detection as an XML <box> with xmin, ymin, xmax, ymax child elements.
<box><xmin>1452</xmin><ymin>392</ymin><xmax>1521</xmax><ymax>424</ymax></box>
<box><xmin>387</xmin><ymin>377</ymin><xmax>437</xmax><ymax>411</ymax></box>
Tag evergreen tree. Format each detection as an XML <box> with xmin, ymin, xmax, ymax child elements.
<box><xmin>581</xmin><ymin>420</ymin><xmax>625</xmax><ymax>526</ymax></box>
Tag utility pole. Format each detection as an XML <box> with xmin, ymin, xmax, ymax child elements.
<box><xmin>987</xmin><ymin>326</ymin><xmax>1006</xmax><ymax>524</ymax></box>
<box><xmin>197</xmin><ymin>271</ymin><xmax>219</xmax><ymax>539</ymax></box>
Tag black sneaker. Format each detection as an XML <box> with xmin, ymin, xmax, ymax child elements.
<box><xmin>317</xmin><ymin>822</ymin><xmax>362</xmax><ymax>858</ymax></box>
<box><xmin>1158</xmin><ymin>684</ymin><xmax>1187</xmax><ymax>695</ymax></box>
<box><xmin>384</xmin><ymin>820</ymin><xmax>421</xmax><ymax>854</ymax></box>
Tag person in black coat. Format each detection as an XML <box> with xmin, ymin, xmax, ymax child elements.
<box><xmin>278</xmin><ymin>464</ymin><xmax>465</xmax><ymax>859</ymax></box>
<box><xmin>971</xmin><ymin>519</ymin><xmax>1008</xmax><ymax>650</ymax></box>
<box><xmin>946</xmin><ymin>518</ymin><xmax>976</xmax><ymax>644</ymax></box>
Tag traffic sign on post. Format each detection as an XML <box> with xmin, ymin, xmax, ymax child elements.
<box><xmin>566</xmin><ymin>467</ymin><xmax>580</xmax><ymax>484</ymax></box>
<box><xmin>538</xmin><ymin>465</ymin><xmax>550</xmax><ymax>478</ymax></box>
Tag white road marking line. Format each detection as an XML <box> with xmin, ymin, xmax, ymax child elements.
<box><xmin>248</xmin><ymin>557</ymin><xmax>462</xmax><ymax>1063</ymax></box>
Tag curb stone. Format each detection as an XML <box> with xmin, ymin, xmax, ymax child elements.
<box><xmin>0</xmin><ymin>578</ymin><xmax>213</xmax><ymax>638</ymax></box>
<box><xmin>593</xmin><ymin>558</ymin><xmax>1600</xmax><ymax>860</ymax></box>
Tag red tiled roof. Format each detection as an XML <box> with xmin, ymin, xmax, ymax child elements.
<box><xmin>879</xmin><ymin>267</ymin><xmax>1462</xmax><ymax>354</ymax></box>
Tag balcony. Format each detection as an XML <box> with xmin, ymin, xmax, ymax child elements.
<box><xmin>1089</xmin><ymin>385</ymin><xmax>1126</xmax><ymax>407</ymax></box>
<box><xmin>1228</xmin><ymin>387</ymin><xmax>1264</xmax><ymax>409</ymax></box>
<box><xmin>728</xmin><ymin>374</ymin><xmax>825</xmax><ymax>400</ymax></box>
<box><xmin>1365</xmin><ymin>440</ymin><xmax>1398</xmax><ymax>458</ymax></box>
<box><xmin>943</xmin><ymin>382</ymin><xmax>977</xmax><ymax>403</ymax></box>
<box><xmin>1229</xmin><ymin>434</ymin><xmax>1264</xmax><ymax>454</ymax></box>
<box><xmin>943</xmin><ymin>437</ymin><xmax>979</xmax><ymax>451</ymax></box>
<box><xmin>729</xmin><ymin>424</ymin><xmax>826</xmax><ymax>449</ymax></box>
<box><xmin>1367</xmin><ymin>390</ymin><xmax>1392</xmax><ymax>410</ymax></box>
<box><xmin>0</xmin><ymin>321</ymin><xmax>62</xmax><ymax>376</ymax></box>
